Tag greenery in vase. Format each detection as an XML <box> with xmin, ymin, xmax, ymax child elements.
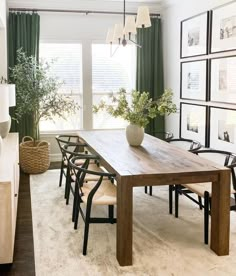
<box><xmin>10</xmin><ymin>49</ymin><xmax>79</xmax><ymax>140</ymax></box>
<box><xmin>93</xmin><ymin>88</ymin><xmax>177</xmax><ymax>128</ymax></box>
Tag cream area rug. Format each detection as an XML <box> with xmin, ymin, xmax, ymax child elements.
<box><xmin>30</xmin><ymin>170</ymin><xmax>236</xmax><ymax>276</ymax></box>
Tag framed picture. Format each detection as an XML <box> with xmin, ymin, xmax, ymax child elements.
<box><xmin>209</xmin><ymin>106</ymin><xmax>236</xmax><ymax>152</ymax></box>
<box><xmin>210</xmin><ymin>55</ymin><xmax>236</xmax><ymax>104</ymax></box>
<box><xmin>211</xmin><ymin>1</ymin><xmax>236</xmax><ymax>53</ymax></box>
<box><xmin>180</xmin><ymin>103</ymin><xmax>208</xmax><ymax>146</ymax></box>
<box><xmin>180</xmin><ymin>59</ymin><xmax>208</xmax><ymax>101</ymax></box>
<box><xmin>180</xmin><ymin>12</ymin><xmax>209</xmax><ymax>58</ymax></box>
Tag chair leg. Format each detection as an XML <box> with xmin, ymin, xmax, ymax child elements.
<box><xmin>64</xmin><ymin>167</ymin><xmax>69</xmax><ymax>199</ymax></box>
<box><xmin>144</xmin><ymin>186</ymin><xmax>147</xmax><ymax>194</ymax></box>
<box><xmin>169</xmin><ymin>185</ymin><xmax>173</xmax><ymax>214</ymax></box>
<box><xmin>149</xmin><ymin>186</ymin><xmax>152</xmax><ymax>196</ymax></box>
<box><xmin>65</xmin><ymin>169</ymin><xmax>71</xmax><ymax>204</ymax></box>
<box><xmin>72</xmin><ymin>184</ymin><xmax>78</xmax><ymax>223</ymax></box>
<box><xmin>74</xmin><ymin>200</ymin><xmax>80</xmax><ymax>230</ymax></box>
<box><xmin>108</xmin><ymin>205</ymin><xmax>114</xmax><ymax>224</ymax></box>
<box><xmin>175</xmin><ymin>185</ymin><xmax>179</xmax><ymax>218</ymax></box>
<box><xmin>59</xmin><ymin>160</ymin><xmax>64</xmax><ymax>187</ymax></box>
<box><xmin>83</xmin><ymin>204</ymin><xmax>92</xmax><ymax>255</ymax></box>
<box><xmin>204</xmin><ymin>191</ymin><xmax>209</xmax><ymax>245</ymax></box>
<box><xmin>73</xmin><ymin>182</ymin><xmax>79</xmax><ymax>226</ymax></box>
<box><xmin>198</xmin><ymin>196</ymin><xmax>203</xmax><ymax>210</ymax></box>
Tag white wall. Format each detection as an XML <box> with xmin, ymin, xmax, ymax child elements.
<box><xmin>0</xmin><ymin>0</ymin><xmax>8</xmax><ymax>78</ymax></box>
<box><xmin>162</xmin><ymin>0</ymin><xmax>235</xmax><ymax>138</ymax></box>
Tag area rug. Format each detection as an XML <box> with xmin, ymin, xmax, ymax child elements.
<box><xmin>30</xmin><ymin>170</ymin><xmax>236</xmax><ymax>276</ymax></box>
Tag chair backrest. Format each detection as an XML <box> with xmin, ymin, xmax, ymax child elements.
<box><xmin>56</xmin><ymin>135</ymin><xmax>87</xmax><ymax>159</ymax></box>
<box><xmin>61</xmin><ymin>144</ymin><xmax>90</xmax><ymax>164</ymax></box>
<box><xmin>153</xmin><ymin>131</ymin><xmax>174</xmax><ymax>142</ymax></box>
<box><xmin>169</xmin><ymin>138</ymin><xmax>201</xmax><ymax>152</ymax></box>
<box><xmin>195</xmin><ymin>149</ymin><xmax>236</xmax><ymax>191</ymax></box>
<box><xmin>69</xmin><ymin>155</ymin><xmax>116</xmax><ymax>203</ymax></box>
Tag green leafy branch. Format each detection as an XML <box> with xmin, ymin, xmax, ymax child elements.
<box><xmin>93</xmin><ymin>88</ymin><xmax>177</xmax><ymax>128</ymax></box>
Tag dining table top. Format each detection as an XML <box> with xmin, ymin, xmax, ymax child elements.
<box><xmin>78</xmin><ymin>129</ymin><xmax>226</xmax><ymax>179</ymax></box>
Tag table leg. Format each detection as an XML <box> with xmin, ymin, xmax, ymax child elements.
<box><xmin>116</xmin><ymin>177</ymin><xmax>133</xmax><ymax>266</ymax></box>
<box><xmin>210</xmin><ymin>170</ymin><xmax>230</xmax><ymax>255</ymax></box>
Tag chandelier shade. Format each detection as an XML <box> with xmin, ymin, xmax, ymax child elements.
<box><xmin>113</xmin><ymin>23</ymin><xmax>123</xmax><ymax>41</ymax></box>
<box><xmin>106</xmin><ymin>0</ymin><xmax>152</xmax><ymax>53</ymax></box>
<box><xmin>136</xmin><ymin>6</ymin><xmax>151</xmax><ymax>28</ymax></box>
<box><xmin>124</xmin><ymin>16</ymin><xmax>137</xmax><ymax>35</ymax></box>
<box><xmin>106</xmin><ymin>27</ymin><xmax>115</xmax><ymax>43</ymax></box>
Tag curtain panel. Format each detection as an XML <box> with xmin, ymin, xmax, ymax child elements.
<box><xmin>136</xmin><ymin>17</ymin><xmax>165</xmax><ymax>136</ymax></box>
<box><xmin>8</xmin><ymin>12</ymin><xmax>40</xmax><ymax>140</ymax></box>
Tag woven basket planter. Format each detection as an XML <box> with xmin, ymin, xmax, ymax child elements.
<box><xmin>19</xmin><ymin>136</ymin><xmax>50</xmax><ymax>174</ymax></box>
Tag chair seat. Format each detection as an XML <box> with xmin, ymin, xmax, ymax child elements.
<box><xmin>64</xmin><ymin>159</ymin><xmax>95</xmax><ymax>166</ymax></box>
<box><xmin>81</xmin><ymin>180</ymin><xmax>117</xmax><ymax>205</ymax></box>
<box><xmin>183</xmin><ymin>182</ymin><xmax>236</xmax><ymax>197</ymax></box>
<box><xmin>71</xmin><ymin>164</ymin><xmax>107</xmax><ymax>182</ymax></box>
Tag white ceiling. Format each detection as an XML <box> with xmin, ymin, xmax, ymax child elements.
<box><xmin>7</xmin><ymin>0</ymin><xmax>170</xmax><ymax>13</ymax></box>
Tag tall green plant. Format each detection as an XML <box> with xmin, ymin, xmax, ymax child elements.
<box><xmin>10</xmin><ymin>49</ymin><xmax>79</xmax><ymax>140</ymax></box>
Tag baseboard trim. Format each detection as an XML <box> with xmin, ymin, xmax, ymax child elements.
<box><xmin>50</xmin><ymin>154</ymin><xmax>61</xmax><ymax>162</ymax></box>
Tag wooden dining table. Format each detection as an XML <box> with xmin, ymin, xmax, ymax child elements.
<box><xmin>78</xmin><ymin>130</ymin><xmax>230</xmax><ymax>266</ymax></box>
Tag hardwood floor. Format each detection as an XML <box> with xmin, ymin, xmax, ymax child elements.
<box><xmin>0</xmin><ymin>162</ymin><xmax>61</xmax><ymax>276</ymax></box>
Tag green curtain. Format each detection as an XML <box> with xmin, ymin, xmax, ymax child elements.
<box><xmin>136</xmin><ymin>17</ymin><xmax>164</xmax><ymax>136</ymax></box>
<box><xmin>8</xmin><ymin>12</ymin><xmax>40</xmax><ymax>140</ymax></box>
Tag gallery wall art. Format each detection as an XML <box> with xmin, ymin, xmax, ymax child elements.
<box><xmin>179</xmin><ymin>1</ymin><xmax>236</xmax><ymax>151</ymax></box>
<box><xmin>211</xmin><ymin>1</ymin><xmax>236</xmax><ymax>54</ymax></box>
<box><xmin>209</xmin><ymin>106</ymin><xmax>236</xmax><ymax>152</ymax></box>
<box><xmin>180</xmin><ymin>59</ymin><xmax>208</xmax><ymax>101</ymax></box>
<box><xmin>210</xmin><ymin>55</ymin><xmax>236</xmax><ymax>104</ymax></box>
<box><xmin>180</xmin><ymin>103</ymin><xmax>208</xmax><ymax>146</ymax></box>
<box><xmin>180</xmin><ymin>12</ymin><xmax>209</xmax><ymax>58</ymax></box>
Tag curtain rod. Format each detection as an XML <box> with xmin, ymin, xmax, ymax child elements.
<box><xmin>8</xmin><ymin>7</ymin><xmax>160</xmax><ymax>17</ymax></box>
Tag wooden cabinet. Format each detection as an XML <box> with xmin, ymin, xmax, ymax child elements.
<box><xmin>0</xmin><ymin>133</ymin><xmax>19</xmax><ymax>264</ymax></box>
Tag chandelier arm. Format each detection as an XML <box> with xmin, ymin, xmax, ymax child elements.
<box><xmin>110</xmin><ymin>44</ymin><xmax>120</xmax><ymax>57</ymax></box>
<box><xmin>129</xmin><ymin>39</ymin><xmax>142</xmax><ymax>48</ymax></box>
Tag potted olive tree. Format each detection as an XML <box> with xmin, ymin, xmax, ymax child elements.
<box><xmin>10</xmin><ymin>49</ymin><xmax>79</xmax><ymax>174</ymax></box>
<box><xmin>93</xmin><ymin>88</ymin><xmax>177</xmax><ymax>146</ymax></box>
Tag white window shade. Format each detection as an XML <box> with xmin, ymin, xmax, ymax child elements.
<box><xmin>39</xmin><ymin>43</ymin><xmax>82</xmax><ymax>132</ymax></box>
<box><xmin>92</xmin><ymin>44</ymin><xmax>136</xmax><ymax>129</ymax></box>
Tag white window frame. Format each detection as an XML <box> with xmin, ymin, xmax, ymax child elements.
<box><xmin>39</xmin><ymin>39</ymin><xmax>137</xmax><ymax>134</ymax></box>
<box><xmin>91</xmin><ymin>40</ymin><xmax>137</xmax><ymax>130</ymax></box>
<box><xmin>39</xmin><ymin>39</ymin><xmax>84</xmax><ymax>134</ymax></box>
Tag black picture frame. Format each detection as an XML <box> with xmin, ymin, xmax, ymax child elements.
<box><xmin>180</xmin><ymin>102</ymin><xmax>209</xmax><ymax>147</ymax></box>
<box><xmin>209</xmin><ymin>55</ymin><xmax>236</xmax><ymax>104</ymax></box>
<box><xmin>180</xmin><ymin>59</ymin><xmax>208</xmax><ymax>101</ymax></box>
<box><xmin>210</xmin><ymin>1</ymin><xmax>236</xmax><ymax>54</ymax></box>
<box><xmin>180</xmin><ymin>11</ymin><xmax>209</xmax><ymax>58</ymax></box>
<box><xmin>209</xmin><ymin>106</ymin><xmax>236</xmax><ymax>152</ymax></box>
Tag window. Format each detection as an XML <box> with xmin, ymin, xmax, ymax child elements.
<box><xmin>39</xmin><ymin>43</ymin><xmax>82</xmax><ymax>132</ymax></box>
<box><xmin>92</xmin><ymin>44</ymin><xmax>136</xmax><ymax>129</ymax></box>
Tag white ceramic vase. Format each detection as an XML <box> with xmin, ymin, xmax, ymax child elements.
<box><xmin>0</xmin><ymin>115</ymin><xmax>11</xmax><ymax>138</ymax></box>
<box><xmin>126</xmin><ymin>124</ymin><xmax>144</xmax><ymax>146</ymax></box>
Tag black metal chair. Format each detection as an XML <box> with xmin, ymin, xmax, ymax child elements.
<box><xmin>69</xmin><ymin>155</ymin><xmax>116</xmax><ymax>255</ymax></box>
<box><xmin>62</xmin><ymin>144</ymin><xmax>105</xmax><ymax>205</ymax></box>
<box><xmin>168</xmin><ymin>138</ymin><xmax>202</xmax><ymax>214</ymax></box>
<box><xmin>174</xmin><ymin>149</ymin><xmax>236</xmax><ymax>244</ymax></box>
<box><xmin>55</xmin><ymin>134</ymin><xmax>87</xmax><ymax>189</ymax></box>
<box><xmin>144</xmin><ymin>131</ymin><xmax>174</xmax><ymax>196</ymax></box>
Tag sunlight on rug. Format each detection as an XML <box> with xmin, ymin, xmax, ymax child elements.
<box><xmin>30</xmin><ymin>170</ymin><xmax>236</xmax><ymax>276</ymax></box>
